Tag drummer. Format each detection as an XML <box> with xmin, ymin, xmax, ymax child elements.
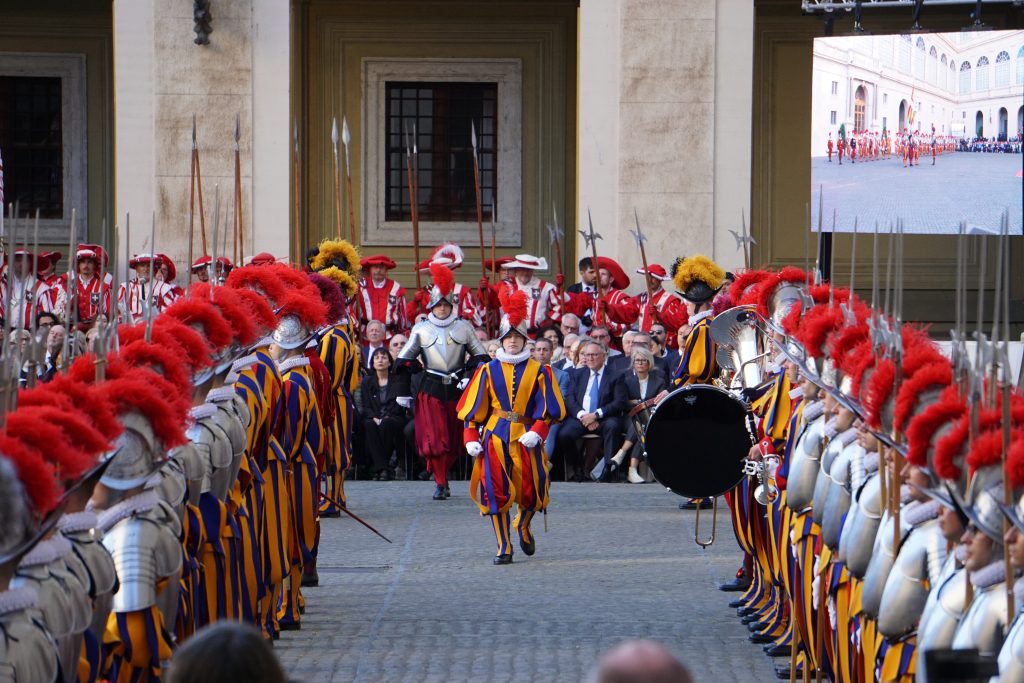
<box><xmin>608</xmin><ymin>346</ymin><xmax>669</xmax><ymax>483</ymax></box>
<box><xmin>669</xmin><ymin>254</ymin><xmax>725</xmax><ymax>386</ymax></box>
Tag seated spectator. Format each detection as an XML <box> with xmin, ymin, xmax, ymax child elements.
<box><xmin>557</xmin><ymin>333</ymin><xmax>580</xmax><ymax>371</ymax></box>
<box><xmin>389</xmin><ymin>332</ymin><xmax>408</xmax><ymax>360</ymax></box>
<box><xmin>485</xmin><ymin>340</ymin><xmax>500</xmax><ymax>359</ymax></box>
<box><xmin>533</xmin><ymin>337</ymin><xmax>571</xmax><ymax>463</ymax></box>
<box><xmin>556</xmin><ymin>341</ymin><xmax>625</xmax><ymax>481</ymax></box>
<box><xmin>363</xmin><ymin>320</ymin><xmax>387</xmax><ymax>368</ymax></box>
<box><xmin>560</xmin><ymin>312</ymin><xmax>581</xmax><ymax>338</ymax></box>
<box><xmin>610</xmin><ymin>347</ymin><xmax>669</xmax><ymax>483</ymax></box>
<box><xmin>167</xmin><ymin>622</ymin><xmax>286</xmax><ymax>683</ymax></box>
<box><xmin>474</xmin><ymin>326</ymin><xmax>489</xmax><ymax>343</ymax></box>
<box><xmin>539</xmin><ymin>324</ymin><xmax>564</xmax><ymax>362</ymax></box>
<box><xmin>356</xmin><ymin>348</ymin><xmax>409</xmax><ymax>480</ymax></box>
<box><xmin>589</xmin><ymin>325</ymin><xmax>620</xmax><ymax>355</ymax></box>
<box><xmin>630</xmin><ymin>332</ymin><xmax>672</xmax><ymax>377</ymax></box>
<box><xmin>591</xmin><ymin>639</ymin><xmax>693</xmax><ymax>683</ymax></box>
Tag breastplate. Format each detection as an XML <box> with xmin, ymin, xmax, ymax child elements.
<box><xmin>821</xmin><ymin>442</ymin><xmax>861</xmax><ymax>552</ymax></box>
<box><xmin>917</xmin><ymin>562</ymin><xmax>968</xmax><ymax>683</ymax></box>
<box><xmin>786</xmin><ymin>415</ymin><xmax>825</xmax><ymax>512</ymax></box>
<box><xmin>842</xmin><ymin>472</ymin><xmax>884</xmax><ymax>579</ymax></box>
<box><xmin>861</xmin><ymin>510</ymin><xmax>910</xmax><ymax>618</ymax></box>
<box><xmin>952</xmin><ymin>581</ymin><xmax>1008</xmax><ymax>656</ymax></box>
<box><xmin>998</xmin><ymin>615</ymin><xmax>1024</xmax><ymax>683</ymax></box>
<box><xmin>877</xmin><ymin>517</ymin><xmax>946</xmax><ymax>638</ymax></box>
<box><xmin>811</xmin><ymin>434</ymin><xmax>843</xmax><ymax>526</ymax></box>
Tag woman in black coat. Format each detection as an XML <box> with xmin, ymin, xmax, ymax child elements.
<box><xmin>357</xmin><ymin>348</ymin><xmax>408</xmax><ymax>480</ymax></box>
<box><xmin>610</xmin><ymin>347</ymin><xmax>669</xmax><ymax>483</ymax></box>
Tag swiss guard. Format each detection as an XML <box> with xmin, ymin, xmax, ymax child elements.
<box><xmin>396</xmin><ymin>262</ymin><xmax>489</xmax><ymax>501</ymax></box>
<box><xmin>457</xmin><ymin>288</ymin><xmax>566</xmax><ymax>564</ymax></box>
<box><xmin>355</xmin><ymin>253</ymin><xmax>408</xmax><ymax>339</ymax></box>
<box><xmin>499</xmin><ymin>254</ymin><xmax>562</xmax><ymax>336</ymax></box>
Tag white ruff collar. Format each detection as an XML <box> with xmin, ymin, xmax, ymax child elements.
<box><xmin>0</xmin><ymin>586</ymin><xmax>37</xmax><ymax>615</ymax></box>
<box><xmin>904</xmin><ymin>499</ymin><xmax>941</xmax><ymax>527</ymax></box>
<box><xmin>190</xmin><ymin>404</ymin><xmax>218</xmax><ymax>421</ymax></box>
<box><xmin>58</xmin><ymin>511</ymin><xmax>99</xmax><ymax>534</ymax></box>
<box><xmin>496</xmin><ymin>348</ymin><xmax>531</xmax><ymax>365</ymax></box>
<box><xmin>277</xmin><ymin>356</ymin><xmax>310</xmax><ymax>372</ymax></box>
<box><xmin>206</xmin><ymin>386</ymin><xmax>237</xmax><ymax>403</ymax></box>
<box><xmin>231</xmin><ymin>354</ymin><xmax>258</xmax><ymax>373</ymax></box>
<box><xmin>428</xmin><ymin>312</ymin><xmax>456</xmax><ymax>328</ymax></box>
<box><xmin>18</xmin><ymin>535</ymin><xmax>72</xmax><ymax>568</ymax></box>
<box><xmin>95</xmin><ymin>489</ymin><xmax>160</xmax><ymax>533</ymax></box>
<box><xmin>971</xmin><ymin>559</ymin><xmax>1007</xmax><ymax>589</ymax></box>
<box><xmin>688</xmin><ymin>309</ymin><xmax>713</xmax><ymax>326</ymax></box>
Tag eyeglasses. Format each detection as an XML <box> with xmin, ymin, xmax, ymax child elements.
<box><xmin>591</xmin><ymin>333</ymin><xmax>609</xmax><ymax>340</ymax></box>
<box><xmin>633</xmin><ymin>358</ymin><xmax>650</xmax><ymax>364</ymax></box>
<box><xmin>581</xmin><ymin>352</ymin><xmax>604</xmax><ymax>358</ymax></box>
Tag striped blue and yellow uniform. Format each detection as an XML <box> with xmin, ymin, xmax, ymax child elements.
<box><xmin>674</xmin><ymin>315</ymin><xmax>718</xmax><ymax>386</ymax></box>
<box><xmin>317</xmin><ymin>322</ymin><xmax>360</xmax><ymax>509</ymax></box>
<box><xmin>274</xmin><ymin>357</ymin><xmax>325</xmax><ymax>626</ymax></box>
<box><xmin>457</xmin><ymin>357</ymin><xmax>565</xmax><ymax>556</ymax></box>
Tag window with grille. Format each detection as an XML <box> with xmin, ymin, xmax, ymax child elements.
<box><xmin>0</xmin><ymin>76</ymin><xmax>64</xmax><ymax>218</ymax></box>
<box><xmin>831</xmin><ymin>81</ymin><xmax>838</xmax><ymax>95</ymax></box>
<box><xmin>384</xmin><ymin>82</ymin><xmax>497</xmax><ymax>223</ymax></box>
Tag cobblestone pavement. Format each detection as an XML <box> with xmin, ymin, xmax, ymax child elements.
<box><xmin>275</xmin><ymin>481</ymin><xmax>778</xmax><ymax>682</ymax></box>
<box><xmin>810</xmin><ymin>152</ymin><xmax>1023</xmax><ymax>234</ymax></box>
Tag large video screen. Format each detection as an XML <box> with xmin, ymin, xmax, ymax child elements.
<box><xmin>811</xmin><ymin>31</ymin><xmax>1023</xmax><ymax>234</ymax></box>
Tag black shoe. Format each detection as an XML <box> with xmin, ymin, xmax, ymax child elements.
<box><xmin>750</xmin><ymin>633</ymin><xmax>776</xmax><ymax>644</ymax></box>
<box><xmin>279</xmin><ymin>620</ymin><xmax>301</xmax><ymax>631</ymax></box>
<box><xmin>741</xmin><ymin>614</ymin><xmax>760</xmax><ymax>625</ymax></box>
<box><xmin>519</xmin><ymin>536</ymin><xmax>536</xmax><ymax>556</ymax></box>
<box><xmin>764</xmin><ymin>643</ymin><xmax>790</xmax><ymax>657</ymax></box>
<box><xmin>728</xmin><ymin>598</ymin><xmax>747</xmax><ymax>608</ymax></box>
<box><xmin>320</xmin><ymin>508</ymin><xmax>342</xmax><ymax>519</ymax></box>
<box><xmin>748</xmin><ymin>619</ymin><xmax>770</xmax><ymax>631</ymax></box>
<box><xmin>300</xmin><ymin>568</ymin><xmax>319</xmax><ymax>587</ymax></box>
<box><xmin>737</xmin><ymin>606</ymin><xmax>757</xmax><ymax>617</ymax></box>
<box><xmin>493</xmin><ymin>553</ymin><xmax>513</xmax><ymax>565</ymax></box>
<box><xmin>718</xmin><ymin>578</ymin><xmax>752</xmax><ymax>592</ymax></box>
<box><xmin>775</xmin><ymin>664</ymin><xmax>801</xmax><ymax>679</ymax></box>
<box><xmin>433</xmin><ymin>485</ymin><xmax>446</xmax><ymax>500</ymax></box>
<box><xmin>678</xmin><ymin>499</ymin><xmax>707</xmax><ymax>511</ymax></box>
<box><xmin>444</xmin><ymin>484</ymin><xmax>451</xmax><ymax>499</ymax></box>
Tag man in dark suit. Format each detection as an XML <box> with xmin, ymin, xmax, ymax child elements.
<box><xmin>651</xmin><ymin>323</ymin><xmax>680</xmax><ymax>376</ymax></box>
<box><xmin>556</xmin><ymin>341</ymin><xmax>625</xmax><ymax>482</ymax></box>
<box><xmin>565</xmin><ymin>256</ymin><xmax>597</xmax><ymax>295</ymax></box>
<box><xmin>362</xmin><ymin>319</ymin><xmax>387</xmax><ymax>369</ymax></box>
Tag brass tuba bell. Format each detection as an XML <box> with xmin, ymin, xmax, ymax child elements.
<box><xmin>709</xmin><ymin>305</ymin><xmax>770</xmax><ymax>391</ymax></box>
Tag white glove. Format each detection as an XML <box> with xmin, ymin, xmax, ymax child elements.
<box><xmin>466</xmin><ymin>441</ymin><xmax>483</xmax><ymax>457</ymax></box>
<box><xmin>811</xmin><ymin>557</ymin><xmax>821</xmax><ymax>609</ymax></box>
<box><xmin>518</xmin><ymin>431</ymin><xmax>542</xmax><ymax>449</ymax></box>
<box><xmin>457</xmin><ymin>377</ymin><xmax>470</xmax><ymax>391</ymax></box>
<box><xmin>827</xmin><ymin>596</ymin><xmax>837</xmax><ymax>630</ymax></box>
<box><xmin>396</xmin><ymin>396</ymin><xmax>413</xmax><ymax>408</ymax></box>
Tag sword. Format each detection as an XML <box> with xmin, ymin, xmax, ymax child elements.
<box><xmin>317</xmin><ymin>490</ymin><xmax>393</xmax><ymax>544</ymax></box>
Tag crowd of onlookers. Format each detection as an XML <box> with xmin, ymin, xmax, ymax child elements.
<box><xmin>350</xmin><ymin>313</ymin><xmax>683</xmax><ymax>484</ymax></box>
<box><xmin>957</xmin><ymin>134</ymin><xmax>1023</xmax><ymax>153</ymax></box>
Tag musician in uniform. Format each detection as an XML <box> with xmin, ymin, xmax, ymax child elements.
<box><xmin>355</xmin><ymin>254</ymin><xmax>408</xmax><ymax>340</ymax></box>
<box><xmin>457</xmin><ymin>289</ymin><xmax>566</xmax><ymax>564</ymax></box>
<box><xmin>396</xmin><ymin>262</ymin><xmax>490</xmax><ymax>500</ymax></box>
<box><xmin>670</xmin><ymin>254</ymin><xmax>725</xmax><ymax>386</ymax></box>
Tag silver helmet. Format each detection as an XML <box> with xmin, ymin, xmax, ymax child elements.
<box><xmin>100</xmin><ymin>414</ymin><xmax>163</xmax><ymax>491</ymax></box>
<box><xmin>271</xmin><ymin>313</ymin><xmax>312</xmax><ymax>350</ymax></box>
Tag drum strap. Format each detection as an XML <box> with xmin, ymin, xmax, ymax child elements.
<box><xmin>628</xmin><ymin>396</ymin><xmax>660</xmax><ymax>418</ymax></box>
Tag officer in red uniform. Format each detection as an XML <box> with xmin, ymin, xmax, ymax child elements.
<box><xmin>827</xmin><ymin>133</ymin><xmax>834</xmax><ymax>162</ymax></box>
<box><xmin>355</xmin><ymin>254</ymin><xmax>408</xmax><ymax>339</ymax></box>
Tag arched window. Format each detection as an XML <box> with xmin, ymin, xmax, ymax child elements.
<box><xmin>928</xmin><ymin>46</ymin><xmax>938</xmax><ymax>84</ymax></box>
<box><xmin>960</xmin><ymin>61</ymin><xmax>972</xmax><ymax>94</ymax></box>
<box><xmin>1017</xmin><ymin>46</ymin><xmax>1024</xmax><ymax>86</ymax></box>
<box><xmin>995</xmin><ymin>51</ymin><xmax>1010</xmax><ymax>87</ymax></box>
<box><xmin>915</xmin><ymin>37</ymin><xmax>926</xmax><ymax>79</ymax></box>
<box><xmin>899</xmin><ymin>35</ymin><xmax>912</xmax><ymax>73</ymax></box>
<box><xmin>976</xmin><ymin>56</ymin><xmax>990</xmax><ymax>91</ymax></box>
<box><xmin>941</xmin><ymin>54</ymin><xmax>948</xmax><ymax>90</ymax></box>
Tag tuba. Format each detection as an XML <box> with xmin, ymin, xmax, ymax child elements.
<box><xmin>709</xmin><ymin>305</ymin><xmax>770</xmax><ymax>391</ymax></box>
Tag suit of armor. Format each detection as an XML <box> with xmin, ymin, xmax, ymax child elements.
<box><xmin>0</xmin><ymin>586</ymin><xmax>59</xmax><ymax>683</ymax></box>
<box><xmin>784</xmin><ymin>407</ymin><xmax>827</xmax><ymax>513</ymax></box>
<box><xmin>877</xmin><ymin>504</ymin><xmax>946</xmax><ymax>639</ymax></box>
<box><xmin>821</xmin><ymin>435</ymin><xmax>862</xmax><ymax>551</ymax></box>
<box><xmin>916</xmin><ymin>554</ymin><xmax>969</xmax><ymax>683</ymax></box>
<box><xmin>97</xmin><ymin>489</ymin><xmax>182</xmax><ymax>683</ymax></box>
<box><xmin>397</xmin><ymin>312</ymin><xmax>488</xmax><ymax>490</ymax></box>
<box><xmin>951</xmin><ymin>560</ymin><xmax>1009</xmax><ymax>657</ymax></box>
<box><xmin>998</xmin><ymin>597</ymin><xmax>1024</xmax><ymax>683</ymax></box>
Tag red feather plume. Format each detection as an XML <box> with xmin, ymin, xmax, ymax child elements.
<box><xmin>3</xmin><ymin>407</ymin><xmax>102</xmax><ymax>482</ymax></box>
<box><xmin>0</xmin><ymin>433</ymin><xmax>60</xmax><ymax>515</ymax></box>
<box><xmin>267</xmin><ymin>263</ymin><xmax>319</xmax><ymax>298</ymax></box>
<box><xmin>162</xmin><ymin>297</ymin><xmax>234</xmax><ymax>351</ymax></box>
<box><xmin>23</xmin><ymin>377</ymin><xmax>122</xmax><ymax>441</ymax></box>
<box><xmin>430</xmin><ymin>262</ymin><xmax>454</xmax><ymax>297</ymax></box>
<box><xmin>307</xmin><ymin>272</ymin><xmax>348</xmax><ymax>322</ymax></box>
<box><xmin>795</xmin><ymin>305</ymin><xmax>845</xmax><ymax>359</ymax></box>
<box><xmin>498</xmin><ymin>287</ymin><xmax>529</xmax><ymax>328</ymax></box>
<box><xmin>231</xmin><ymin>286</ymin><xmax>277</xmax><ymax>334</ymax></box>
<box><xmin>905</xmin><ymin>386</ymin><xmax>965</xmax><ymax>468</ymax></box>
<box><xmin>226</xmin><ymin>264</ymin><xmax>288</xmax><ymax>305</ymax></box>
<box><xmin>123</xmin><ymin>319</ymin><xmax>213</xmax><ymax>372</ymax></box>
<box><xmin>99</xmin><ymin>377</ymin><xmax>188</xmax><ymax>450</ymax></box>
<box><xmin>1007</xmin><ymin>437</ymin><xmax>1024</xmax><ymax>489</ymax></box>
<box><xmin>847</xmin><ymin>341</ymin><xmax>876</xmax><ymax>399</ymax></box>
<box><xmin>191</xmin><ymin>283</ymin><xmax>259</xmax><ymax>347</ymax></box>
<box><xmin>277</xmin><ymin>289</ymin><xmax>328</xmax><ymax>331</ymax></box>
<box><xmin>893</xmin><ymin>360</ymin><xmax>953</xmax><ymax>433</ymax></box>
<box><xmin>730</xmin><ymin>269</ymin><xmax>772</xmax><ymax>305</ymax></box>
<box><xmin>119</xmin><ymin>341</ymin><xmax>193</xmax><ymax>398</ymax></box>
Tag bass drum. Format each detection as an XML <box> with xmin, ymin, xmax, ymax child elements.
<box><xmin>644</xmin><ymin>384</ymin><xmax>753</xmax><ymax>498</ymax></box>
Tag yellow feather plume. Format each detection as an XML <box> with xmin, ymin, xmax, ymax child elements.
<box><xmin>311</xmin><ymin>239</ymin><xmax>361</xmax><ymax>277</ymax></box>
<box><xmin>319</xmin><ymin>266</ymin><xmax>359</xmax><ymax>299</ymax></box>
<box><xmin>672</xmin><ymin>254</ymin><xmax>725</xmax><ymax>294</ymax></box>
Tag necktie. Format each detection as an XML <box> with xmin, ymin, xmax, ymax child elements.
<box><xmin>588</xmin><ymin>371</ymin><xmax>600</xmax><ymax>412</ymax></box>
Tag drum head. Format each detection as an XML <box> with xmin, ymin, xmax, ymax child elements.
<box><xmin>645</xmin><ymin>385</ymin><xmax>752</xmax><ymax>498</ymax></box>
